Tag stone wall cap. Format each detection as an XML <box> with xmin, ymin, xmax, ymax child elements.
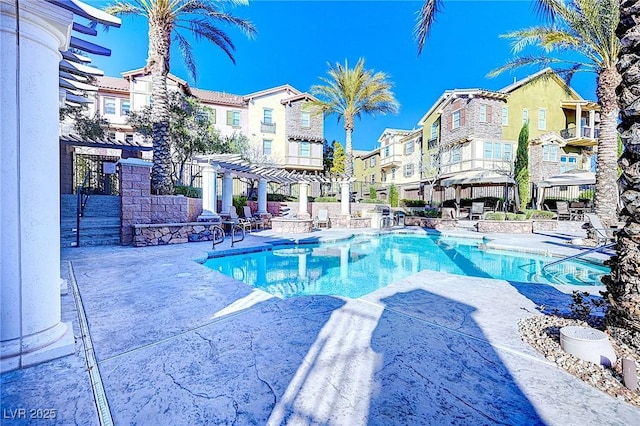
<box><xmin>133</xmin><ymin>222</ymin><xmax>219</xmax><ymax>228</ymax></box>
<box><xmin>117</xmin><ymin>158</ymin><xmax>152</xmax><ymax>167</ymax></box>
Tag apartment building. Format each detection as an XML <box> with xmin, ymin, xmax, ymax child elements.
<box><xmin>244</xmin><ymin>85</ymin><xmax>324</xmax><ymax>171</ymax></box>
<box><xmin>61</xmin><ymin>70</ymin><xmax>324</xmax><ymax>193</ymax></box>
<box><xmin>353</xmin><ymin>148</ymin><xmax>380</xmax><ymax>198</ymax></box>
<box><xmin>353</xmin><ymin>68</ymin><xmax>598</xmax><ymax>205</ymax></box>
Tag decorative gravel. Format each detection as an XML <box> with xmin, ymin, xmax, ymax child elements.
<box><xmin>519</xmin><ymin>315</ymin><xmax>640</xmax><ymax>408</ymax></box>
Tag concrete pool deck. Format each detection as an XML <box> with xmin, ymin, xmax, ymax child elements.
<box><xmin>1</xmin><ymin>225</ymin><xmax>638</xmax><ymax>424</ymax></box>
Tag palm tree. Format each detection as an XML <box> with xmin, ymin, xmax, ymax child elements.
<box><xmin>488</xmin><ymin>0</ymin><xmax>621</xmax><ymax>227</ymax></box>
<box><xmin>105</xmin><ymin>0</ymin><xmax>255</xmax><ymax>194</ymax></box>
<box><xmin>310</xmin><ymin>58</ymin><xmax>399</xmax><ymax>180</ymax></box>
<box><xmin>605</xmin><ymin>0</ymin><xmax>640</xmax><ymax>346</ymax></box>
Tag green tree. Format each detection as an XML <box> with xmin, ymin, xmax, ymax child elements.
<box><xmin>389</xmin><ymin>184</ymin><xmax>398</xmax><ymax>208</ymax></box>
<box><xmin>330</xmin><ymin>141</ymin><xmax>346</xmax><ymax>175</ymax></box>
<box><xmin>605</xmin><ymin>0</ymin><xmax>640</xmax><ymax>348</ymax></box>
<box><xmin>105</xmin><ymin>0</ymin><xmax>256</xmax><ymax>194</ymax></box>
<box><xmin>488</xmin><ymin>0</ymin><xmax>621</xmax><ymax>227</ymax></box>
<box><xmin>310</xmin><ymin>58</ymin><xmax>399</xmax><ymax>179</ymax></box>
<box><xmin>322</xmin><ymin>139</ymin><xmax>334</xmax><ymax>173</ymax></box>
<box><xmin>60</xmin><ymin>105</ymin><xmax>109</xmax><ymax>140</ymax></box>
<box><xmin>369</xmin><ymin>186</ymin><xmax>377</xmax><ymax>200</ymax></box>
<box><xmin>128</xmin><ymin>91</ymin><xmax>242</xmax><ymax>186</ymax></box>
<box><xmin>514</xmin><ymin>122</ymin><xmax>530</xmax><ymax>211</ymax></box>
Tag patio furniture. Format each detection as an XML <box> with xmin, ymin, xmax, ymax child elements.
<box><xmin>470</xmin><ymin>202</ymin><xmax>485</xmax><ymax>220</ymax></box>
<box><xmin>243</xmin><ymin>206</ymin><xmax>264</xmax><ymax>230</ymax></box>
<box><xmin>555</xmin><ymin>201</ymin><xmax>572</xmax><ymax>221</ymax></box>
<box><xmin>314</xmin><ymin>209</ymin><xmax>330</xmax><ymax>228</ymax></box>
<box><xmin>584</xmin><ymin>213</ymin><xmax>616</xmax><ymax>245</ymax></box>
<box><xmin>569</xmin><ymin>202</ymin><xmax>588</xmax><ymax>221</ymax></box>
<box><xmin>226</xmin><ymin>206</ymin><xmax>252</xmax><ymax>233</ymax></box>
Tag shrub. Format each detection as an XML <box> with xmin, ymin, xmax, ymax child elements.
<box><xmin>516</xmin><ymin>213</ymin><xmax>527</xmax><ymax>221</ymax></box>
<box><xmin>485</xmin><ymin>212</ymin><xmax>506</xmax><ymax>221</ymax></box>
<box><xmin>579</xmin><ymin>189</ymin><xmax>594</xmax><ymax>200</ymax></box>
<box><xmin>401</xmin><ymin>199</ymin><xmax>427</xmax><ymax>207</ymax></box>
<box><xmin>232</xmin><ymin>196</ymin><xmax>248</xmax><ymax>214</ymax></box>
<box><xmin>523</xmin><ymin>209</ymin><xmax>556</xmax><ymax>220</ymax></box>
<box><xmin>361</xmin><ymin>198</ymin><xmax>386</xmax><ymax>204</ymax></box>
<box><xmin>267</xmin><ymin>193</ymin><xmax>294</xmax><ymax>202</ymax></box>
<box><xmin>506</xmin><ymin>213</ymin><xmax>517</xmax><ymax>221</ymax></box>
<box><xmin>389</xmin><ymin>184</ymin><xmax>398</xmax><ymax>207</ymax></box>
<box><xmin>314</xmin><ymin>196</ymin><xmax>338</xmax><ymax>202</ymax></box>
<box><xmin>369</xmin><ymin>186</ymin><xmax>377</xmax><ymax>200</ymax></box>
<box><xmin>174</xmin><ymin>185</ymin><xmax>201</xmax><ymax>198</ymax></box>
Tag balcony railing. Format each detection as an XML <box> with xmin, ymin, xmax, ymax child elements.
<box><xmin>427</xmin><ymin>137</ymin><xmax>438</xmax><ymax>149</ymax></box>
<box><xmin>261</xmin><ymin>121</ymin><xmax>276</xmax><ymax>134</ymax></box>
<box><xmin>560</xmin><ymin>126</ymin><xmax>600</xmax><ymax>139</ymax></box>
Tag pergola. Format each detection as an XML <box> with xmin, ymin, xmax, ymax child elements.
<box><xmin>193</xmin><ymin>154</ymin><xmax>347</xmax><ymax>219</ymax></box>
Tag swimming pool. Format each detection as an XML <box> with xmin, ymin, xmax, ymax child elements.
<box><xmin>203</xmin><ymin>234</ymin><xmax>609</xmax><ymax>299</ymax></box>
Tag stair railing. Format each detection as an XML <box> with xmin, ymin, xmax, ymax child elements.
<box><xmin>75</xmin><ymin>171</ymin><xmax>91</xmax><ymax>247</ymax></box>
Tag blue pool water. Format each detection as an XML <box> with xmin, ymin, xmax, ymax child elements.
<box><xmin>203</xmin><ymin>234</ymin><xmax>609</xmax><ymax>299</ymax></box>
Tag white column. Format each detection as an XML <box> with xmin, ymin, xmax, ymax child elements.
<box><xmin>198</xmin><ymin>165</ymin><xmax>219</xmax><ymax>221</ymax></box>
<box><xmin>221</xmin><ymin>172</ymin><xmax>233</xmax><ymax>215</ymax></box>
<box><xmin>575</xmin><ymin>104</ymin><xmax>582</xmax><ymax>138</ymax></box>
<box><xmin>1</xmin><ymin>2</ymin><xmax>75</xmax><ymax>372</ymax></box>
<box><xmin>589</xmin><ymin>110</ymin><xmax>595</xmax><ymax>139</ymax></box>
<box><xmin>257</xmin><ymin>178</ymin><xmax>268</xmax><ymax>215</ymax></box>
<box><xmin>298</xmin><ymin>182</ymin><xmax>310</xmax><ymax>219</ymax></box>
<box><xmin>340</xmin><ymin>181</ymin><xmax>351</xmax><ymax>215</ymax></box>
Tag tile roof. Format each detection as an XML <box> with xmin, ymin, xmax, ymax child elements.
<box><xmin>190</xmin><ymin>88</ymin><xmax>246</xmax><ymax>107</ymax></box>
<box><xmin>96</xmin><ymin>76</ymin><xmax>129</xmax><ymax>92</ymax></box>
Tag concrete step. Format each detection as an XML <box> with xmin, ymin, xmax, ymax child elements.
<box><xmin>61</xmin><ymin>235</ymin><xmax>121</xmax><ymax>247</ymax></box>
<box><xmin>61</xmin><ymin>218</ymin><xmax>120</xmax><ymax>229</ymax></box>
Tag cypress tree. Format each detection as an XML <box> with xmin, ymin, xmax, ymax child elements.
<box><xmin>514</xmin><ymin>122</ymin><xmax>530</xmax><ymax>210</ymax></box>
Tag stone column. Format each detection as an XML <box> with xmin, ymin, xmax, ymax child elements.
<box><xmin>198</xmin><ymin>165</ymin><xmax>219</xmax><ymax>221</ymax></box>
<box><xmin>221</xmin><ymin>172</ymin><xmax>233</xmax><ymax>215</ymax></box>
<box><xmin>257</xmin><ymin>178</ymin><xmax>268</xmax><ymax>215</ymax></box>
<box><xmin>1</xmin><ymin>2</ymin><xmax>75</xmax><ymax>372</ymax></box>
<box><xmin>119</xmin><ymin>158</ymin><xmax>151</xmax><ymax>245</ymax></box>
<box><xmin>340</xmin><ymin>181</ymin><xmax>351</xmax><ymax>215</ymax></box>
<box><xmin>298</xmin><ymin>182</ymin><xmax>310</xmax><ymax>219</ymax></box>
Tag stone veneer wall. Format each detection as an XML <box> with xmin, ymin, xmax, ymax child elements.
<box><xmin>133</xmin><ymin>222</ymin><xmax>220</xmax><ymax>247</ymax></box>
<box><xmin>477</xmin><ymin>220</ymin><xmax>533</xmax><ymax>233</ymax></box>
<box><xmin>187</xmin><ymin>197</ymin><xmax>203</xmax><ymax>222</ymax></box>
<box><xmin>120</xmin><ymin>160</ymin><xmax>151</xmax><ymax>245</ymax></box>
<box><xmin>404</xmin><ymin>217</ymin><xmax>458</xmax><ymax>230</ymax></box>
<box><xmin>270</xmin><ymin>218</ymin><xmax>314</xmax><ymax>234</ymax></box>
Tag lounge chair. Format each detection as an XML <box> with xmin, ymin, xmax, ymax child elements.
<box><xmin>229</xmin><ymin>206</ymin><xmax>252</xmax><ymax>232</ymax></box>
<box><xmin>470</xmin><ymin>202</ymin><xmax>484</xmax><ymax>220</ymax></box>
<box><xmin>584</xmin><ymin>213</ymin><xmax>616</xmax><ymax>245</ymax></box>
<box><xmin>314</xmin><ymin>209</ymin><xmax>330</xmax><ymax>228</ymax></box>
<box><xmin>243</xmin><ymin>205</ymin><xmax>264</xmax><ymax>230</ymax></box>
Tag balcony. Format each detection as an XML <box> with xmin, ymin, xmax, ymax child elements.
<box><xmin>380</xmin><ymin>153</ymin><xmax>403</xmax><ymax>169</ymax></box>
<box><xmin>261</xmin><ymin>121</ymin><xmax>276</xmax><ymax>134</ymax></box>
<box><xmin>560</xmin><ymin>127</ymin><xmax>600</xmax><ymax>139</ymax></box>
<box><xmin>427</xmin><ymin>137</ymin><xmax>438</xmax><ymax>150</ymax></box>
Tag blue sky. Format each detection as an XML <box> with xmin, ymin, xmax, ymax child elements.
<box><xmin>89</xmin><ymin>0</ymin><xmax>597</xmax><ymax>151</ymax></box>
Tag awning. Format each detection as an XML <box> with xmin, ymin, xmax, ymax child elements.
<box><xmin>538</xmin><ymin>169</ymin><xmax>595</xmax><ymax>188</ymax></box>
<box><xmin>439</xmin><ymin>169</ymin><xmax>515</xmax><ymax>187</ymax></box>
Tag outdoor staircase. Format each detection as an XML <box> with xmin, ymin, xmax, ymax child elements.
<box><xmin>60</xmin><ymin>194</ymin><xmax>121</xmax><ymax>247</ymax></box>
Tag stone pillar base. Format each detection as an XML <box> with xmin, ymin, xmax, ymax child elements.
<box><xmin>197</xmin><ymin>211</ymin><xmax>220</xmax><ymax>222</ymax></box>
<box><xmin>1</xmin><ymin>322</ymin><xmax>75</xmax><ymax>373</ymax></box>
<box><xmin>335</xmin><ymin>214</ymin><xmax>351</xmax><ymax>228</ymax></box>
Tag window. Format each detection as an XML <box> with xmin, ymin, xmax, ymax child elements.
<box><xmin>263</xmin><ymin>109</ymin><xmax>273</xmax><ymax>124</ymax></box>
<box><xmin>503</xmin><ymin>143</ymin><xmax>512</xmax><ymax>161</ymax></box>
<box><xmin>384</xmin><ymin>146</ymin><xmax>390</xmax><ymax>157</ymax></box>
<box><xmin>452</xmin><ymin>110</ymin><xmax>461</xmax><ymax>129</ymax></box>
<box><xmin>430</xmin><ymin>154</ymin><xmax>438</xmax><ymax>167</ymax></box>
<box><xmin>430</xmin><ymin>123</ymin><xmax>438</xmax><ymax>140</ymax></box>
<box><xmin>121</xmin><ymin>100</ymin><xmax>130</xmax><ymax>115</ymax></box>
<box><xmin>479</xmin><ymin>104</ymin><xmax>487</xmax><ymax>123</ymax></box>
<box><xmin>104</xmin><ymin>97</ymin><xmax>116</xmax><ymax>115</ymax></box>
<box><xmin>370</xmin><ymin>157</ymin><xmax>376</xmax><ymax>167</ymax></box>
<box><xmin>560</xmin><ymin>155</ymin><xmax>578</xmax><ymax>172</ymax></box>
<box><xmin>522</xmin><ymin>109</ymin><xmax>529</xmax><ymax>125</ymax></box>
<box><xmin>196</xmin><ymin>109</ymin><xmax>209</xmax><ymax>123</ymax></box>
<box><xmin>300</xmin><ymin>141</ymin><xmax>310</xmax><ymax>157</ymax></box>
<box><xmin>227</xmin><ymin>110</ymin><xmax>241</xmax><ymax>127</ymax></box>
<box><xmin>404</xmin><ymin>164</ymin><xmax>413</xmax><ymax>177</ymax></box>
<box><xmin>391</xmin><ymin>167</ymin><xmax>397</xmax><ymax>180</ymax></box>
<box><xmin>543</xmin><ymin>144</ymin><xmax>559</xmax><ymax>162</ymax></box>
<box><xmin>538</xmin><ymin>108</ymin><xmax>547</xmax><ymax>130</ymax></box>
<box><xmin>263</xmin><ymin>140</ymin><xmax>272</xmax><ymax>156</ymax></box>
<box><xmin>381</xmin><ymin>171</ymin><xmax>387</xmax><ymax>182</ymax></box>
<box><xmin>370</xmin><ymin>174</ymin><xmax>375</xmax><ymax>184</ymax></box>
<box><xmin>502</xmin><ymin>107</ymin><xmax>509</xmax><ymax>125</ymax></box>
<box><xmin>405</xmin><ymin>141</ymin><xmax>414</xmax><ymax>155</ymax></box>
<box><xmin>484</xmin><ymin>142</ymin><xmax>513</xmax><ymax>160</ymax></box>
<box><xmin>301</xmin><ymin>111</ymin><xmax>311</xmax><ymax>128</ymax></box>
<box><xmin>451</xmin><ymin>146</ymin><xmax>461</xmax><ymax>163</ymax></box>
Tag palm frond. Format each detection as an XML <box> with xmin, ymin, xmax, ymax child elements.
<box><xmin>104</xmin><ymin>1</ymin><xmax>145</xmax><ymax>17</ymax></box>
<box><xmin>174</xmin><ymin>32</ymin><xmax>197</xmax><ymax>81</ymax></box>
<box><xmin>414</xmin><ymin>0</ymin><xmax>442</xmax><ymax>55</ymax></box>
<box><xmin>182</xmin><ymin>18</ymin><xmax>235</xmax><ymax>63</ymax></box>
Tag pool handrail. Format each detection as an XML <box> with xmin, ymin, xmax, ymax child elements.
<box><xmin>211</xmin><ymin>225</ymin><xmax>225</xmax><ymax>249</ymax></box>
<box><xmin>542</xmin><ymin>242</ymin><xmax>614</xmax><ymax>272</ymax></box>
